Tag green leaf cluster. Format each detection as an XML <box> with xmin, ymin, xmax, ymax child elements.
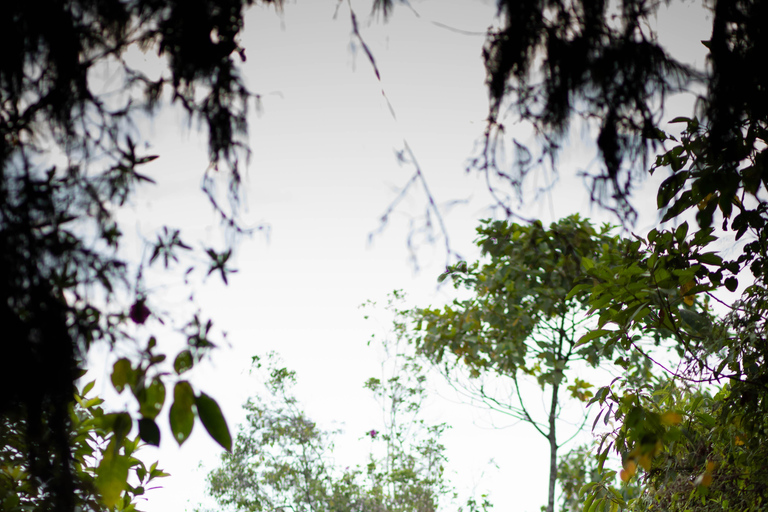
<box><xmin>574</xmin><ymin>110</ymin><xmax>768</xmax><ymax>511</ymax></box>
<box><xmin>0</xmin><ymin>381</ymin><xmax>168</xmax><ymax>512</ymax></box>
<box><xmin>402</xmin><ymin>216</ymin><xmax>649</xmax><ymax>512</ymax></box>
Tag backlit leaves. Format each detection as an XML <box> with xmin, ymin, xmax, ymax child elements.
<box><xmin>170</xmin><ymin>381</ymin><xmax>195</xmax><ymax>445</ymax></box>
<box><xmin>174</xmin><ymin>349</ymin><xmax>194</xmax><ymax>375</ymax></box>
<box><xmin>111</xmin><ymin>359</ymin><xmax>133</xmax><ymax>394</ymax></box>
<box><xmin>95</xmin><ymin>440</ymin><xmax>131</xmax><ymax>508</ymax></box>
<box><xmin>138</xmin><ymin>418</ymin><xmax>161</xmax><ymax>446</ymax></box>
<box><xmin>138</xmin><ymin>378</ymin><xmax>166</xmax><ymax>420</ymax></box>
<box><xmin>195</xmin><ymin>393</ymin><xmax>232</xmax><ymax>451</ymax></box>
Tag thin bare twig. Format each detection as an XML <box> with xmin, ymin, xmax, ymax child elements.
<box><xmin>347</xmin><ymin>0</ymin><xmax>458</xmax><ymax>269</ymax></box>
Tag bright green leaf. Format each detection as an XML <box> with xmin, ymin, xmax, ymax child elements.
<box><xmin>95</xmin><ymin>440</ymin><xmax>130</xmax><ymax>508</ymax></box>
<box><xmin>575</xmin><ymin>329</ymin><xmax>612</xmax><ymax>348</ymax></box>
<box><xmin>174</xmin><ymin>350</ymin><xmax>194</xmax><ymax>375</ymax></box>
<box><xmin>138</xmin><ymin>378</ymin><xmax>166</xmax><ymax>420</ymax></box>
<box><xmin>111</xmin><ymin>358</ymin><xmax>132</xmax><ymax>394</ymax></box>
<box><xmin>169</xmin><ymin>381</ymin><xmax>195</xmax><ymax>445</ymax></box>
<box><xmin>82</xmin><ymin>379</ymin><xmax>96</xmax><ymax>396</ymax></box>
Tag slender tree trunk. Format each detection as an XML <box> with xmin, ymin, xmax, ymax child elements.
<box><xmin>546</xmin><ymin>377</ymin><xmax>559</xmax><ymax>512</ymax></box>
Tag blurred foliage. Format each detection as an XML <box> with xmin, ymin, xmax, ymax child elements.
<box><xmin>472</xmin><ymin>0</ymin><xmax>767</xmax><ymax>225</ymax></box>
<box><xmin>6</xmin><ymin>0</ymin><xmax>768</xmax><ymax>510</ymax></box>
<box><xmin>557</xmin><ymin>443</ymin><xmax>641</xmax><ymax>512</ymax></box>
<box><xmin>0</xmin><ymin>380</ymin><xmax>167</xmax><ymax>511</ymax></box>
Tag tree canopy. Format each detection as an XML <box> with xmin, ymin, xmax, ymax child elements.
<box><xmin>400</xmin><ymin>215</ymin><xmax>667</xmax><ymax>511</ymax></box>
<box><xmin>201</xmin><ymin>351</ymin><xmax>490</xmax><ymax>512</ymax></box>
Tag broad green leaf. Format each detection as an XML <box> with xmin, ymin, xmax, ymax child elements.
<box><xmin>678</xmin><ymin>308</ymin><xmax>712</xmax><ymax>334</ymax></box>
<box><xmin>82</xmin><ymin>396</ymin><xmax>104</xmax><ymax>408</ymax></box>
<box><xmin>626</xmin><ymin>304</ymin><xmax>651</xmax><ymax>325</ymax></box>
<box><xmin>582</xmin><ymin>493</ymin><xmax>595</xmax><ymax>512</ymax></box>
<box><xmin>575</xmin><ymin>329</ymin><xmax>612</xmax><ymax>348</ymax></box>
<box><xmin>608</xmin><ymin>486</ymin><xmax>626</xmax><ymax>506</ymax></box>
<box><xmin>112</xmin><ymin>358</ymin><xmax>132</xmax><ymax>394</ymax></box>
<box><xmin>653</xmin><ymin>267</ymin><xmax>670</xmax><ymax>283</ymax></box>
<box><xmin>95</xmin><ymin>439</ymin><xmax>130</xmax><ymax>508</ymax></box>
<box><xmin>661</xmin><ymin>190</ymin><xmax>694</xmax><ymax>223</ymax></box>
<box><xmin>695</xmin><ymin>252</ymin><xmax>723</xmax><ymax>266</ymax></box>
<box><xmin>588</xmin><ymin>294</ymin><xmax>614</xmax><ymax>315</ymax></box>
<box><xmin>138</xmin><ymin>378</ymin><xmax>166</xmax><ymax>420</ymax></box>
<box><xmin>195</xmin><ymin>393</ymin><xmax>232</xmax><ymax>451</ymax></box>
<box><xmin>82</xmin><ymin>379</ymin><xmax>96</xmax><ymax>396</ymax></box>
<box><xmin>95</xmin><ymin>412</ymin><xmax>132</xmax><ymax>444</ymax></box>
<box><xmin>138</xmin><ymin>418</ymin><xmax>161</xmax><ymax>446</ymax></box>
<box><xmin>174</xmin><ymin>349</ymin><xmax>194</xmax><ymax>375</ymax></box>
<box><xmin>565</xmin><ymin>283</ymin><xmax>591</xmax><ymax>301</ymax></box>
<box><xmin>169</xmin><ymin>381</ymin><xmax>195</xmax><ymax>445</ymax></box>
<box><xmin>173</xmin><ymin>380</ymin><xmax>195</xmax><ymax>408</ymax></box>
<box><xmin>657</xmin><ymin>172</ymin><xmax>689</xmax><ymax>209</ymax></box>
<box><xmin>580</xmin><ymin>482</ymin><xmax>597</xmax><ymax>498</ymax></box>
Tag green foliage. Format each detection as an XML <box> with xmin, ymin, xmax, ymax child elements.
<box><xmin>202</xmin><ymin>351</ymin><xmax>481</xmax><ymax>512</ymax></box>
<box><xmin>574</xmin><ymin>226</ymin><xmax>768</xmax><ymax>511</ymax></box>
<box><xmin>0</xmin><ymin>381</ymin><xmax>167</xmax><ymax>511</ymax></box>
<box><xmin>574</xmin><ymin>106</ymin><xmax>768</xmax><ymax>511</ymax></box>
<box><xmin>415</xmin><ymin>215</ymin><xmax>618</xmax><ymax>379</ymax></box>
<box><xmin>473</xmin><ymin>0</ymin><xmax>768</xmax><ymax>226</ymax></box>
<box><xmin>557</xmin><ymin>444</ymin><xmax>641</xmax><ymax>512</ymax></box>
<box><xmin>403</xmin><ymin>216</ymin><xmax>651</xmax><ymax>512</ymax></box>
<box><xmin>581</xmin><ymin>376</ymin><xmax>768</xmax><ymax>512</ymax></box>
<box><xmin>170</xmin><ymin>382</ymin><xmax>196</xmax><ymax>446</ymax></box>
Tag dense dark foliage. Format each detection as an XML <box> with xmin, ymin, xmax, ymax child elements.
<box><xmin>1</xmin><ymin>0</ymin><xmax>281</xmax><ymax>509</ymax></box>
<box><xmin>476</xmin><ymin>0</ymin><xmax>767</xmax><ymax>224</ymax></box>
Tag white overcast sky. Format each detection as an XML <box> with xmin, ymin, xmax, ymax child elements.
<box><xmin>84</xmin><ymin>1</ymin><xmax>715</xmax><ymax>510</ymax></box>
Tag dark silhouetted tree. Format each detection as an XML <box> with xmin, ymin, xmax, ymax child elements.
<box><xmin>473</xmin><ymin>0</ymin><xmax>767</xmax><ymax>226</ymax></box>
<box><xmin>1</xmin><ymin>0</ymin><xmax>282</xmax><ymax>509</ymax></box>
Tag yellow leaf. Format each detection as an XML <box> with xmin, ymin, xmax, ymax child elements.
<box><xmin>735</xmin><ymin>435</ymin><xmax>745</xmax><ymax>446</ymax></box>
<box><xmin>698</xmin><ymin>193</ymin><xmax>716</xmax><ymax>210</ymax></box>
<box><xmin>638</xmin><ymin>453</ymin><xmax>652</xmax><ymax>472</ymax></box>
<box><xmin>680</xmin><ymin>281</ymin><xmax>695</xmax><ymax>306</ymax></box>
<box><xmin>661</xmin><ymin>411</ymin><xmax>683</xmax><ymax>426</ymax></box>
<box><xmin>706</xmin><ymin>460</ymin><xmax>716</xmax><ymax>472</ymax></box>
<box><xmin>694</xmin><ymin>471</ymin><xmax>713</xmax><ymax>487</ymax></box>
<box><xmin>95</xmin><ymin>440</ymin><xmax>130</xmax><ymax>507</ymax></box>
